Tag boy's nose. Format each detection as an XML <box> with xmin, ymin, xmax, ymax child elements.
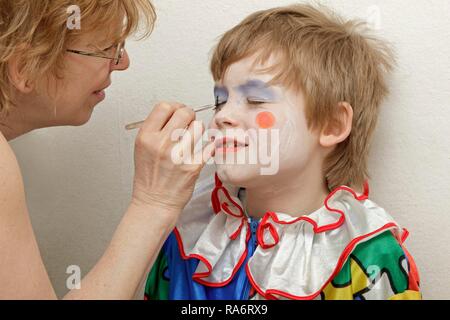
<box><xmin>214</xmin><ymin>106</ymin><xmax>241</xmax><ymax>129</ymax></box>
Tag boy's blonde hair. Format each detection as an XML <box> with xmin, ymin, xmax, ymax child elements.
<box><xmin>0</xmin><ymin>0</ymin><xmax>156</xmax><ymax>114</ymax></box>
<box><xmin>211</xmin><ymin>4</ymin><xmax>395</xmax><ymax>191</ymax></box>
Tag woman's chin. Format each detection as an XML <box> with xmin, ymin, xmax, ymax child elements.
<box><xmin>72</xmin><ymin>117</ymin><xmax>92</xmax><ymax>127</ymax></box>
<box><xmin>65</xmin><ymin>110</ymin><xmax>93</xmax><ymax>126</ymax></box>
<box><xmin>54</xmin><ymin>110</ymin><xmax>94</xmax><ymax>127</ymax></box>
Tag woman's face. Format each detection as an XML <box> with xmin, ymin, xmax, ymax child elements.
<box><xmin>32</xmin><ymin>28</ymin><xmax>130</xmax><ymax>127</ymax></box>
<box><xmin>209</xmin><ymin>53</ymin><xmax>322</xmax><ymax>189</ymax></box>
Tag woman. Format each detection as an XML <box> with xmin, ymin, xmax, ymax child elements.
<box><xmin>0</xmin><ymin>0</ymin><xmax>213</xmax><ymax>299</ymax></box>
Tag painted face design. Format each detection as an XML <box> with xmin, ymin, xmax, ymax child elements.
<box><xmin>213</xmin><ymin>79</ymin><xmax>281</xmax><ymax>136</ymax></box>
<box><xmin>256</xmin><ymin>111</ymin><xmax>276</xmax><ymax>129</ymax></box>
<box><xmin>214</xmin><ymin>79</ymin><xmax>279</xmax><ymax>112</ymax></box>
<box><xmin>214</xmin><ymin>86</ymin><xmax>229</xmax><ymax>108</ymax></box>
<box><xmin>209</xmin><ymin>53</ymin><xmax>320</xmax><ymax>188</ymax></box>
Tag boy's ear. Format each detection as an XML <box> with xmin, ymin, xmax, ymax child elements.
<box><xmin>319</xmin><ymin>102</ymin><xmax>353</xmax><ymax>148</ymax></box>
<box><xmin>7</xmin><ymin>54</ymin><xmax>34</xmax><ymax>94</ymax></box>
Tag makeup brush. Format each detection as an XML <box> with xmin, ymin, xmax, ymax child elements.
<box><xmin>125</xmin><ymin>104</ymin><xmax>216</xmax><ymax>131</ymax></box>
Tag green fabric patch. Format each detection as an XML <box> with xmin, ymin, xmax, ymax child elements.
<box><xmin>351</xmin><ymin>231</ymin><xmax>408</xmax><ymax>294</ymax></box>
<box><xmin>145</xmin><ymin>251</ymin><xmax>170</xmax><ymax>300</ymax></box>
<box><xmin>331</xmin><ymin>258</ymin><xmax>352</xmax><ymax>287</ymax></box>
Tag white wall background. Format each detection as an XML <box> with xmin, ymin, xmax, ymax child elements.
<box><xmin>10</xmin><ymin>0</ymin><xmax>450</xmax><ymax>299</ymax></box>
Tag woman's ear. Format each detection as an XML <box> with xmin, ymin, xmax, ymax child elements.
<box><xmin>7</xmin><ymin>54</ymin><xmax>34</xmax><ymax>94</ymax></box>
<box><xmin>319</xmin><ymin>102</ymin><xmax>353</xmax><ymax>148</ymax></box>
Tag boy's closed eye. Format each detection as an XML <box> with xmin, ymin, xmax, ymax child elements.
<box><xmin>213</xmin><ymin>98</ymin><xmax>267</xmax><ymax>112</ymax></box>
<box><xmin>213</xmin><ymin>80</ymin><xmax>278</xmax><ymax>112</ymax></box>
<box><xmin>246</xmin><ymin>98</ymin><xmax>270</xmax><ymax>105</ymax></box>
<box><xmin>214</xmin><ymin>96</ymin><xmax>227</xmax><ymax>112</ymax></box>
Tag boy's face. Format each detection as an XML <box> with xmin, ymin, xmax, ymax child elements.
<box><xmin>209</xmin><ymin>53</ymin><xmax>323</xmax><ymax>189</ymax></box>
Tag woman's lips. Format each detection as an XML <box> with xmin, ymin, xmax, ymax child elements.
<box><xmin>94</xmin><ymin>90</ymin><xmax>105</xmax><ymax>97</ymax></box>
<box><xmin>93</xmin><ymin>89</ymin><xmax>106</xmax><ymax>102</ymax></box>
<box><xmin>93</xmin><ymin>83</ymin><xmax>111</xmax><ymax>101</ymax></box>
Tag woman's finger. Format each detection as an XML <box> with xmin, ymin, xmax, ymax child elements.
<box><xmin>141</xmin><ymin>102</ymin><xmax>185</xmax><ymax>132</ymax></box>
<box><xmin>199</xmin><ymin>141</ymin><xmax>216</xmax><ymax>166</ymax></box>
<box><xmin>179</xmin><ymin>120</ymin><xmax>205</xmax><ymax>160</ymax></box>
<box><xmin>162</xmin><ymin>107</ymin><xmax>196</xmax><ymax>136</ymax></box>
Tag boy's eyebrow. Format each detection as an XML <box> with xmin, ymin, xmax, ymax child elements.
<box><xmin>236</xmin><ymin>79</ymin><xmax>277</xmax><ymax>99</ymax></box>
<box><xmin>237</xmin><ymin>79</ymin><xmax>269</xmax><ymax>91</ymax></box>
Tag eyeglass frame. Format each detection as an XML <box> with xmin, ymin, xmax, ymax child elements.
<box><xmin>66</xmin><ymin>41</ymin><xmax>126</xmax><ymax>65</ymax></box>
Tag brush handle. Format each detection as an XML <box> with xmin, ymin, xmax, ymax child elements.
<box><xmin>125</xmin><ymin>104</ymin><xmax>215</xmax><ymax>131</ymax></box>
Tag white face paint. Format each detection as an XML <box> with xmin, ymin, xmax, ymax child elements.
<box><xmin>209</xmin><ymin>53</ymin><xmax>322</xmax><ymax>189</ymax></box>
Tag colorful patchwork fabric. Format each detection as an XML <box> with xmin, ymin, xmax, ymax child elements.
<box><xmin>320</xmin><ymin>231</ymin><xmax>421</xmax><ymax>300</ymax></box>
<box><xmin>145</xmin><ymin>175</ymin><xmax>421</xmax><ymax>300</ymax></box>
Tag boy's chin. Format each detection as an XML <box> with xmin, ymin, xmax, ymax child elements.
<box><xmin>215</xmin><ymin>164</ymin><xmax>263</xmax><ymax>188</ymax></box>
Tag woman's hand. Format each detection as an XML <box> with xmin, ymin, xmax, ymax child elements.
<box><xmin>131</xmin><ymin>102</ymin><xmax>215</xmax><ymax>219</ymax></box>
<box><xmin>65</xmin><ymin>102</ymin><xmax>216</xmax><ymax>300</ymax></box>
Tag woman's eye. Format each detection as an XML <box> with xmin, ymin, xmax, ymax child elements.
<box><xmin>102</xmin><ymin>45</ymin><xmax>115</xmax><ymax>53</ymax></box>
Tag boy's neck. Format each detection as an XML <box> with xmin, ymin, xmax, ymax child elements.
<box><xmin>244</xmin><ymin>167</ymin><xmax>330</xmax><ymax>219</ymax></box>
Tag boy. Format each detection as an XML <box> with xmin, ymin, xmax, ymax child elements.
<box><xmin>144</xmin><ymin>4</ymin><xmax>421</xmax><ymax>300</ymax></box>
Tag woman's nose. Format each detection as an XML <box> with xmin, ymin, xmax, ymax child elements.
<box><xmin>111</xmin><ymin>49</ymin><xmax>130</xmax><ymax>71</ymax></box>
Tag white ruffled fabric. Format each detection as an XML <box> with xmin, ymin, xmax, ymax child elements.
<box><xmin>175</xmin><ymin>174</ymin><xmax>402</xmax><ymax>299</ymax></box>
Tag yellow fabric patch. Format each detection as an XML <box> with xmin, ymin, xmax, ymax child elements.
<box><xmin>350</xmin><ymin>258</ymin><xmax>371</xmax><ymax>294</ymax></box>
<box><xmin>389</xmin><ymin>290</ymin><xmax>422</xmax><ymax>300</ymax></box>
<box><xmin>322</xmin><ymin>282</ymin><xmax>353</xmax><ymax>300</ymax></box>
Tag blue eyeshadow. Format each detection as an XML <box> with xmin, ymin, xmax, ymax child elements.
<box><xmin>214</xmin><ymin>86</ymin><xmax>229</xmax><ymax>104</ymax></box>
<box><xmin>236</xmin><ymin>80</ymin><xmax>277</xmax><ymax>101</ymax></box>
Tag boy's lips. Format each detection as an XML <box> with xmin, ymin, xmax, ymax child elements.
<box><xmin>215</xmin><ymin>137</ymin><xmax>249</xmax><ymax>154</ymax></box>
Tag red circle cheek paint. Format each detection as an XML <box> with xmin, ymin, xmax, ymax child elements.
<box><xmin>256</xmin><ymin>111</ymin><xmax>276</xmax><ymax>129</ymax></box>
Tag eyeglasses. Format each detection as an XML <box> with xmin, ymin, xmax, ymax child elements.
<box><xmin>66</xmin><ymin>42</ymin><xmax>126</xmax><ymax>65</ymax></box>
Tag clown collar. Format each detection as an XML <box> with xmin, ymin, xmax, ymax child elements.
<box><xmin>174</xmin><ymin>174</ymin><xmax>404</xmax><ymax>300</ymax></box>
